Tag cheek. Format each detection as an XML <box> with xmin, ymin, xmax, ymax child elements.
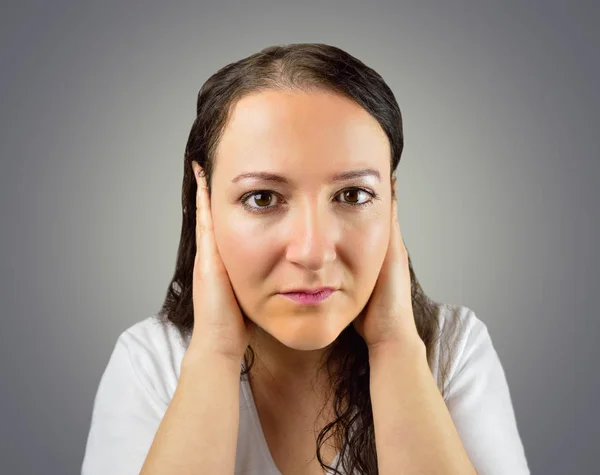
<box><xmin>348</xmin><ymin>221</ymin><xmax>390</xmax><ymax>292</ymax></box>
<box><xmin>212</xmin><ymin>210</ymin><xmax>270</xmax><ymax>293</ymax></box>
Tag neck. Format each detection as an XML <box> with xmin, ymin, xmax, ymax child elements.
<box><xmin>246</xmin><ymin>326</ymin><xmax>335</xmax><ymax>400</ymax></box>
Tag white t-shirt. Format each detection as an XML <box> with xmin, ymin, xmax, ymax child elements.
<box><xmin>81</xmin><ymin>303</ymin><xmax>530</xmax><ymax>474</ymax></box>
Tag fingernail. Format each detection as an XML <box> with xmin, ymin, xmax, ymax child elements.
<box><xmin>198</xmin><ymin>170</ymin><xmax>208</xmax><ymax>189</ymax></box>
<box><xmin>192</xmin><ymin>163</ymin><xmax>206</xmax><ymax>186</ymax></box>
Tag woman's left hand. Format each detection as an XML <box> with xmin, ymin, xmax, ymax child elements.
<box><xmin>352</xmin><ymin>197</ymin><xmax>423</xmax><ymax>352</ymax></box>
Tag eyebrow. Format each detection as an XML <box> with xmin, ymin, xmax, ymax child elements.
<box><xmin>231</xmin><ymin>168</ymin><xmax>382</xmax><ymax>184</ymax></box>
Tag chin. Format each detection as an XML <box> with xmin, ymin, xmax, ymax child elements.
<box><xmin>276</xmin><ymin>334</ymin><xmax>337</xmax><ymax>351</ymax></box>
<box><xmin>258</xmin><ymin>314</ymin><xmax>346</xmax><ymax>351</ymax></box>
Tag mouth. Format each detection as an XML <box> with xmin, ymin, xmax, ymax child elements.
<box><xmin>278</xmin><ymin>289</ymin><xmax>336</xmax><ymax>305</ymax></box>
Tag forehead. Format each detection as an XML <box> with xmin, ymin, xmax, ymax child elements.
<box><xmin>214</xmin><ymin>89</ymin><xmax>390</xmax><ymax>174</ymax></box>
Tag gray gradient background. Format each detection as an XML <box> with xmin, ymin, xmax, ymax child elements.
<box><xmin>1</xmin><ymin>1</ymin><xmax>598</xmax><ymax>474</ymax></box>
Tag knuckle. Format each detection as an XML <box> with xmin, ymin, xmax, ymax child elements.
<box><xmin>198</xmin><ymin>223</ymin><xmax>212</xmax><ymax>235</ymax></box>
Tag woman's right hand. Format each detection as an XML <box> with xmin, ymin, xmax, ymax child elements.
<box><xmin>185</xmin><ymin>161</ymin><xmax>256</xmax><ymax>365</ymax></box>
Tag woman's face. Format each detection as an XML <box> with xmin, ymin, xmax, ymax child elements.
<box><xmin>210</xmin><ymin>89</ymin><xmax>393</xmax><ymax>351</ymax></box>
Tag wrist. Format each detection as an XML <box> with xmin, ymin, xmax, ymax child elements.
<box><xmin>181</xmin><ymin>345</ymin><xmax>243</xmax><ymax>376</ymax></box>
<box><xmin>368</xmin><ymin>335</ymin><xmax>427</xmax><ymax>369</ymax></box>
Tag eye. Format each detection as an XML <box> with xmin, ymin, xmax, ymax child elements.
<box><xmin>336</xmin><ymin>188</ymin><xmax>375</xmax><ymax>206</ymax></box>
<box><xmin>240</xmin><ymin>187</ymin><xmax>378</xmax><ymax>214</ymax></box>
<box><xmin>241</xmin><ymin>190</ymin><xmax>279</xmax><ymax>211</ymax></box>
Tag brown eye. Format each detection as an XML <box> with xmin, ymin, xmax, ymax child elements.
<box><xmin>337</xmin><ymin>188</ymin><xmax>374</xmax><ymax>206</ymax></box>
<box><xmin>342</xmin><ymin>189</ymin><xmax>360</xmax><ymax>204</ymax></box>
<box><xmin>253</xmin><ymin>191</ymin><xmax>272</xmax><ymax>207</ymax></box>
<box><xmin>241</xmin><ymin>191</ymin><xmax>279</xmax><ymax>212</ymax></box>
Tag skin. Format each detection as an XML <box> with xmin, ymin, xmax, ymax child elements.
<box><xmin>208</xmin><ymin>89</ymin><xmax>396</xmax><ymax>471</ymax></box>
<box><xmin>143</xmin><ymin>90</ymin><xmax>476</xmax><ymax>474</ymax></box>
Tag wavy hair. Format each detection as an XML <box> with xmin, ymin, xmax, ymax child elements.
<box><xmin>158</xmin><ymin>43</ymin><xmax>454</xmax><ymax>474</ymax></box>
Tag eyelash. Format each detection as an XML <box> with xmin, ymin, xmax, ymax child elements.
<box><xmin>240</xmin><ymin>187</ymin><xmax>379</xmax><ymax>214</ymax></box>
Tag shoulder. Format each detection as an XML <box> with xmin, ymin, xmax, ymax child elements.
<box><xmin>119</xmin><ymin>314</ymin><xmax>190</xmax><ymax>358</ymax></box>
<box><xmin>436</xmin><ymin>302</ymin><xmax>486</xmax><ymax>352</ymax></box>
<box><xmin>113</xmin><ymin>314</ymin><xmax>190</xmax><ymax>406</ymax></box>
<box><xmin>82</xmin><ymin>316</ymin><xmax>191</xmax><ymax>474</ymax></box>
<box><xmin>431</xmin><ymin>304</ymin><xmax>531</xmax><ymax>473</ymax></box>
<box><xmin>429</xmin><ymin>302</ymin><xmax>490</xmax><ymax>395</ymax></box>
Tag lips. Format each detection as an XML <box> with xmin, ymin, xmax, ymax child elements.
<box><xmin>280</xmin><ymin>287</ymin><xmax>336</xmax><ymax>294</ymax></box>
<box><xmin>279</xmin><ymin>288</ymin><xmax>336</xmax><ymax>305</ymax></box>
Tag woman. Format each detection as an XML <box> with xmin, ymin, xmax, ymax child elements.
<box><xmin>81</xmin><ymin>43</ymin><xmax>530</xmax><ymax>474</ymax></box>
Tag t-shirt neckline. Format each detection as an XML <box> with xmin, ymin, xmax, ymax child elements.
<box><xmin>240</xmin><ymin>359</ymin><xmax>342</xmax><ymax>474</ymax></box>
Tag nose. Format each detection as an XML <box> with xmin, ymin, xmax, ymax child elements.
<box><xmin>285</xmin><ymin>199</ymin><xmax>337</xmax><ymax>271</ymax></box>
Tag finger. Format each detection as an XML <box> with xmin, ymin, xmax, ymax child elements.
<box><xmin>391</xmin><ymin>198</ymin><xmax>399</xmax><ymax>238</ymax></box>
<box><xmin>191</xmin><ymin>161</ymin><xmax>221</xmax><ymax>276</ymax></box>
<box><xmin>391</xmin><ymin>198</ymin><xmax>407</xmax><ymax>257</ymax></box>
<box><xmin>380</xmin><ymin>200</ymin><xmax>398</xmax><ymax>270</ymax></box>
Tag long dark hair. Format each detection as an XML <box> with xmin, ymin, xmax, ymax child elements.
<box><xmin>158</xmin><ymin>43</ymin><xmax>455</xmax><ymax>474</ymax></box>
